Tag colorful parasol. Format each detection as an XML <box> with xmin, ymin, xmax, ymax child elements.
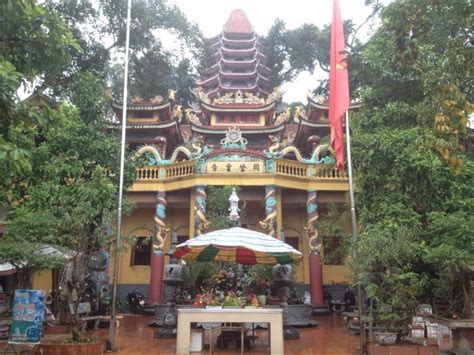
<box><xmin>174</xmin><ymin>227</ymin><xmax>302</xmax><ymax>265</ymax></box>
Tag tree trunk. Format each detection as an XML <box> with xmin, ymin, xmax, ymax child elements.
<box><xmin>461</xmin><ymin>273</ymin><xmax>472</xmax><ymax>318</ymax></box>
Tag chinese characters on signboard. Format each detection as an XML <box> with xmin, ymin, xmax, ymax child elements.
<box><xmin>10</xmin><ymin>290</ymin><xmax>45</xmax><ymax>344</ymax></box>
<box><xmin>206</xmin><ymin>161</ymin><xmax>264</xmax><ymax>174</ymax></box>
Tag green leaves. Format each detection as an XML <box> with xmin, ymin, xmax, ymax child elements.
<box><xmin>351</xmin><ymin>0</ymin><xmax>474</xmax><ymax>318</ymax></box>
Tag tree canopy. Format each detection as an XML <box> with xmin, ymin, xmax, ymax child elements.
<box><xmin>351</xmin><ymin>0</ymin><xmax>473</xmax><ymax>318</ymax></box>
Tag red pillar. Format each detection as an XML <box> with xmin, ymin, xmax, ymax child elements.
<box><xmin>309</xmin><ymin>252</ymin><xmax>324</xmax><ymax>305</ymax></box>
<box><xmin>148</xmin><ymin>253</ymin><xmax>164</xmax><ymax>305</ymax></box>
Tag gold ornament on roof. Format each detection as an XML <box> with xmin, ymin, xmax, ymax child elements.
<box><xmin>150</xmin><ymin>95</ymin><xmax>163</xmax><ymax>104</ymax></box>
<box><xmin>306</xmin><ymin>91</ymin><xmax>325</xmax><ymax>104</ymax></box>
<box><xmin>243</xmin><ymin>92</ymin><xmax>265</xmax><ymax>104</ymax></box>
<box><xmin>220</xmin><ymin>126</ymin><xmax>248</xmax><ymax>148</ymax></box>
<box><xmin>131</xmin><ymin>96</ymin><xmax>143</xmax><ymax>104</ymax></box>
<box><xmin>168</xmin><ymin>89</ymin><xmax>176</xmax><ymax>101</ymax></box>
<box><xmin>185</xmin><ymin>109</ymin><xmax>202</xmax><ymax>126</ymax></box>
<box><xmin>195</xmin><ymin>87</ymin><xmax>211</xmax><ymax>104</ymax></box>
<box><xmin>213</xmin><ymin>92</ymin><xmax>234</xmax><ymax>104</ymax></box>
<box><xmin>172</xmin><ymin>105</ymin><xmax>183</xmax><ymax>121</ymax></box>
<box><xmin>273</xmin><ymin>106</ymin><xmax>291</xmax><ymax>126</ymax></box>
<box><xmin>212</xmin><ymin>91</ymin><xmax>265</xmax><ymax>105</ymax></box>
<box><xmin>234</xmin><ymin>90</ymin><xmax>244</xmax><ymax>103</ymax></box>
<box><xmin>266</xmin><ymin>87</ymin><xmax>282</xmax><ymax>104</ymax></box>
<box><xmin>293</xmin><ymin>105</ymin><xmax>307</xmax><ymax>123</ymax></box>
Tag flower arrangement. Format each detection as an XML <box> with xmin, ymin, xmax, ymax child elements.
<box><xmin>211</xmin><ymin>270</ymin><xmax>228</xmax><ymax>291</ymax></box>
<box><xmin>193</xmin><ymin>288</ymin><xmax>224</xmax><ymax>307</ymax></box>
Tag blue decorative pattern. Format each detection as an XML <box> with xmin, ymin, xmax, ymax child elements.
<box><xmin>11</xmin><ymin>290</ymin><xmax>45</xmax><ymax>344</ymax></box>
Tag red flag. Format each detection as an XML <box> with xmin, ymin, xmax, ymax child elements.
<box><xmin>329</xmin><ymin>0</ymin><xmax>350</xmax><ymax>171</ymax></box>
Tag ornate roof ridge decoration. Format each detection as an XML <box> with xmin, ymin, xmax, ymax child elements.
<box><xmin>111</xmin><ymin>100</ymin><xmax>171</xmax><ymax>111</ymax></box>
<box><xmin>124</xmin><ymin>120</ymin><xmax>179</xmax><ymax>130</ymax></box>
<box><xmin>185</xmin><ymin>108</ymin><xmax>203</xmax><ymax>126</ymax></box>
<box><xmin>293</xmin><ymin>105</ymin><xmax>308</xmax><ymax>123</ymax></box>
<box><xmin>220</xmin><ymin>126</ymin><xmax>248</xmax><ymax>149</ymax></box>
<box><xmin>273</xmin><ymin>106</ymin><xmax>291</xmax><ymax>126</ymax></box>
<box><xmin>266</xmin><ymin>87</ymin><xmax>282</xmax><ymax>104</ymax></box>
<box><xmin>306</xmin><ymin>91</ymin><xmax>362</xmax><ymax>109</ymax></box>
<box><xmin>199</xmin><ymin>100</ymin><xmax>276</xmax><ymax>113</ymax></box>
<box><xmin>264</xmin><ymin>135</ymin><xmax>336</xmax><ymax>165</ymax></box>
<box><xmin>212</xmin><ymin>90</ymin><xmax>265</xmax><ymax>105</ymax></box>
<box><xmin>112</xmin><ymin>89</ymin><xmax>178</xmax><ymax>111</ymax></box>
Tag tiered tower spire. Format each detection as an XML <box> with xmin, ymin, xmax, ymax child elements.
<box><xmin>197</xmin><ymin>9</ymin><xmax>272</xmax><ymax>99</ymax></box>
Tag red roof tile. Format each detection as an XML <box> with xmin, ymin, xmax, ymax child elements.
<box><xmin>224</xmin><ymin>9</ymin><xmax>253</xmax><ymax>33</ymax></box>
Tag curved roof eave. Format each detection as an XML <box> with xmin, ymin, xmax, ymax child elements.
<box><xmin>112</xmin><ymin>101</ymin><xmax>171</xmax><ymax>111</ymax></box>
<box><xmin>200</xmin><ymin>100</ymin><xmax>276</xmax><ymax>113</ymax></box>
<box><xmin>190</xmin><ymin>123</ymin><xmax>285</xmax><ymax>135</ymax></box>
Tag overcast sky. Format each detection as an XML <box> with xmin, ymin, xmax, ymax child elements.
<box><xmin>171</xmin><ymin>0</ymin><xmax>385</xmax><ymax>102</ymax></box>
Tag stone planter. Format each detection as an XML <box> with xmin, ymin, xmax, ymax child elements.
<box><xmin>427</xmin><ymin>316</ymin><xmax>474</xmax><ymax>353</ymax></box>
<box><xmin>374</xmin><ymin>331</ymin><xmax>398</xmax><ymax>345</ymax></box>
<box><xmin>284</xmin><ymin>304</ymin><xmax>317</xmax><ymax>327</ymax></box>
<box><xmin>36</xmin><ymin>341</ymin><xmax>105</xmax><ymax>355</ymax></box>
<box><xmin>151</xmin><ymin>304</ymin><xmax>205</xmax><ymax>326</ymax></box>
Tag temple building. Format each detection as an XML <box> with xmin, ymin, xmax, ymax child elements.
<box><xmin>104</xmin><ymin>9</ymin><xmax>361</xmax><ymax>308</ymax></box>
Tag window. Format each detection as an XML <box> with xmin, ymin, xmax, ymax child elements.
<box><xmin>132</xmin><ymin>111</ymin><xmax>153</xmax><ymax>120</ymax></box>
<box><xmin>131</xmin><ymin>237</ymin><xmax>151</xmax><ymax>266</ymax></box>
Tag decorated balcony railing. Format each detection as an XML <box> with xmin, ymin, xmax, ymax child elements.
<box><xmin>275</xmin><ymin>160</ymin><xmax>348</xmax><ymax>179</ymax></box>
<box><xmin>135</xmin><ymin>159</ymin><xmax>347</xmax><ymax>182</ymax></box>
<box><xmin>136</xmin><ymin>160</ymin><xmax>197</xmax><ymax>181</ymax></box>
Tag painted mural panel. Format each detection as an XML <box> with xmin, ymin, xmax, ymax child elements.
<box><xmin>10</xmin><ymin>290</ymin><xmax>45</xmax><ymax>344</ymax></box>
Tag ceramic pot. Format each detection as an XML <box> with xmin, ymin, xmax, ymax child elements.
<box><xmin>257</xmin><ymin>295</ymin><xmax>267</xmax><ymax>306</ymax></box>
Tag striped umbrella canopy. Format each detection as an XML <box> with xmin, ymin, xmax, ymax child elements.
<box><xmin>174</xmin><ymin>227</ymin><xmax>302</xmax><ymax>265</ymax></box>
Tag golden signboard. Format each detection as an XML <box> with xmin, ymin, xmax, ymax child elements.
<box><xmin>206</xmin><ymin>161</ymin><xmax>264</xmax><ymax>174</ymax></box>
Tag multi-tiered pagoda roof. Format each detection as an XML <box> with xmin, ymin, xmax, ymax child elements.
<box><xmin>196</xmin><ymin>9</ymin><xmax>272</xmax><ymax>99</ymax></box>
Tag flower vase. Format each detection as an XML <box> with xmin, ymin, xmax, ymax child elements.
<box><xmin>257</xmin><ymin>295</ymin><xmax>267</xmax><ymax>306</ymax></box>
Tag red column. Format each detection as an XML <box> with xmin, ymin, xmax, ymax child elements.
<box><xmin>149</xmin><ymin>253</ymin><xmax>164</xmax><ymax>305</ymax></box>
<box><xmin>309</xmin><ymin>252</ymin><xmax>324</xmax><ymax>305</ymax></box>
<box><xmin>149</xmin><ymin>191</ymin><xmax>167</xmax><ymax>305</ymax></box>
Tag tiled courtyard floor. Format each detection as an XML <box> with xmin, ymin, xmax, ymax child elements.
<box><xmin>0</xmin><ymin>313</ymin><xmax>361</xmax><ymax>354</ymax></box>
<box><xmin>103</xmin><ymin>313</ymin><xmax>360</xmax><ymax>354</ymax></box>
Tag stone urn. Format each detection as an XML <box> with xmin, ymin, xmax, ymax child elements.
<box><xmin>154</xmin><ymin>263</ymin><xmax>183</xmax><ymax>338</ymax></box>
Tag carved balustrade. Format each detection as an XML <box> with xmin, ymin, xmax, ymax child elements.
<box><xmin>163</xmin><ymin>160</ymin><xmax>196</xmax><ymax>179</ymax></box>
<box><xmin>137</xmin><ymin>166</ymin><xmax>161</xmax><ymax>180</ymax></box>
<box><xmin>135</xmin><ymin>159</ymin><xmax>347</xmax><ymax>181</ymax></box>
<box><xmin>275</xmin><ymin>160</ymin><xmax>307</xmax><ymax>178</ymax></box>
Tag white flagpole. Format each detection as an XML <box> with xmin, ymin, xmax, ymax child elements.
<box><xmin>107</xmin><ymin>0</ymin><xmax>132</xmax><ymax>351</ymax></box>
<box><xmin>345</xmin><ymin>111</ymin><xmax>367</xmax><ymax>353</ymax></box>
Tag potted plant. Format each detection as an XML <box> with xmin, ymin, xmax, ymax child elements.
<box><xmin>373</xmin><ymin>307</ymin><xmax>401</xmax><ymax>345</ymax></box>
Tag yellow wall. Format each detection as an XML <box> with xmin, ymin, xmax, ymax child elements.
<box><xmin>117</xmin><ymin>208</ymin><xmax>155</xmax><ymax>284</ymax></box>
<box><xmin>32</xmin><ymin>270</ymin><xmax>52</xmax><ymax>294</ymax></box>
<box><xmin>323</xmin><ymin>265</ymin><xmax>350</xmax><ymax>284</ymax></box>
<box><xmin>282</xmin><ymin>207</ymin><xmax>307</xmax><ymax>283</ymax></box>
<box><xmin>116</xmin><ymin>189</ymin><xmax>351</xmax><ymax>287</ymax></box>
<box><xmin>116</xmin><ymin>205</ymin><xmax>191</xmax><ymax>285</ymax></box>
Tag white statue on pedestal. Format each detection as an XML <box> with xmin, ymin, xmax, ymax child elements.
<box><xmin>228</xmin><ymin>188</ymin><xmax>240</xmax><ymax>222</ymax></box>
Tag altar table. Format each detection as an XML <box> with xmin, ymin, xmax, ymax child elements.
<box><xmin>176</xmin><ymin>307</ymin><xmax>284</xmax><ymax>354</ymax></box>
